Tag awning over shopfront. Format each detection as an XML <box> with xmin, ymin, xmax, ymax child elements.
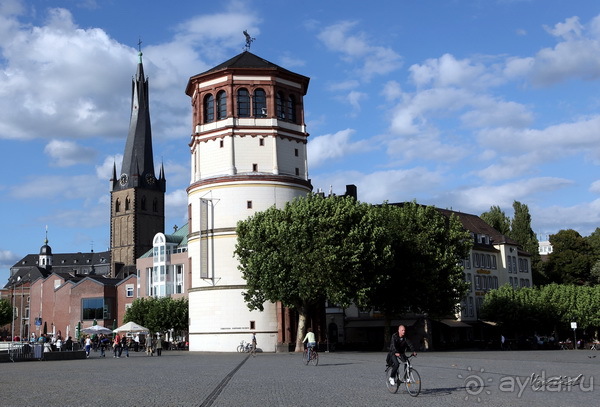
<box><xmin>439</xmin><ymin>319</ymin><xmax>472</xmax><ymax>328</ymax></box>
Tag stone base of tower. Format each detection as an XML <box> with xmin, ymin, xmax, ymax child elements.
<box><xmin>188</xmin><ymin>288</ymin><xmax>280</xmax><ymax>352</ymax></box>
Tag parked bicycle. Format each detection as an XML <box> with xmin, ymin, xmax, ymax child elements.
<box><xmin>237</xmin><ymin>340</ymin><xmax>252</xmax><ymax>353</ymax></box>
<box><xmin>385</xmin><ymin>355</ymin><xmax>421</xmax><ymax>396</ymax></box>
<box><xmin>302</xmin><ymin>345</ymin><xmax>319</xmax><ymax>366</ymax></box>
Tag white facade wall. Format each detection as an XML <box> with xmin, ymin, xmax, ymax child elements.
<box><xmin>187</xmin><ymin>180</ymin><xmax>310</xmax><ymax>352</ymax></box>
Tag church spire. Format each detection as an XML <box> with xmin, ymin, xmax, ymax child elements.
<box><xmin>115</xmin><ymin>46</ymin><xmax>163</xmax><ymax>192</ymax></box>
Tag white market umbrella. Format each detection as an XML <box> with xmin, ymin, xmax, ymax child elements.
<box><xmin>81</xmin><ymin>325</ymin><xmax>113</xmax><ymax>335</ymax></box>
<box><xmin>113</xmin><ymin>321</ymin><xmax>149</xmax><ymax>333</ymax></box>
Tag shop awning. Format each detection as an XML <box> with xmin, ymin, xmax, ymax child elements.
<box><xmin>439</xmin><ymin>319</ymin><xmax>472</xmax><ymax>328</ymax></box>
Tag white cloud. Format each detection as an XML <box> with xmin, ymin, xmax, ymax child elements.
<box><xmin>438</xmin><ymin>177</ymin><xmax>574</xmax><ymax>214</ymax></box>
<box><xmin>308</xmin><ymin>129</ymin><xmax>372</xmax><ymax>168</ymax></box>
<box><xmin>317</xmin><ymin>20</ymin><xmax>401</xmax><ymax>81</ymax></box>
<box><xmin>44</xmin><ymin>139</ymin><xmax>97</xmax><ymax>167</ymax></box>
<box><xmin>312</xmin><ymin>167</ymin><xmax>444</xmax><ymax>205</ymax></box>
<box><xmin>590</xmin><ymin>180</ymin><xmax>600</xmax><ymax>194</ymax></box>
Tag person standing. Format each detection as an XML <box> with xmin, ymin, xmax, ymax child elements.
<box><xmin>120</xmin><ymin>335</ymin><xmax>129</xmax><ymax>357</ymax></box>
<box><xmin>250</xmin><ymin>332</ymin><xmax>257</xmax><ymax>357</ymax></box>
<box><xmin>146</xmin><ymin>335</ymin><xmax>154</xmax><ymax>356</ymax></box>
<box><xmin>155</xmin><ymin>335</ymin><xmax>163</xmax><ymax>356</ymax></box>
<box><xmin>113</xmin><ymin>333</ymin><xmax>121</xmax><ymax>358</ymax></box>
<box><xmin>84</xmin><ymin>335</ymin><xmax>92</xmax><ymax>358</ymax></box>
<box><xmin>98</xmin><ymin>334</ymin><xmax>108</xmax><ymax>357</ymax></box>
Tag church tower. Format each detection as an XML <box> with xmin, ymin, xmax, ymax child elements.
<box><xmin>110</xmin><ymin>50</ymin><xmax>166</xmax><ymax>277</ymax></box>
<box><xmin>185</xmin><ymin>51</ymin><xmax>312</xmax><ymax>352</ymax></box>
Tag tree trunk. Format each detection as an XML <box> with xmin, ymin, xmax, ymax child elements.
<box><xmin>295</xmin><ymin>311</ymin><xmax>308</xmax><ymax>352</ymax></box>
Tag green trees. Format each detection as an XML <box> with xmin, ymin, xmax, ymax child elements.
<box><xmin>480</xmin><ymin>201</ymin><xmax>544</xmax><ymax>283</ymax></box>
<box><xmin>123</xmin><ymin>297</ymin><xmax>188</xmax><ymax>338</ymax></box>
<box><xmin>0</xmin><ymin>298</ymin><xmax>12</xmax><ymax>327</ymax></box>
<box><xmin>235</xmin><ymin>195</ymin><xmax>472</xmax><ymax>351</ymax></box>
<box><xmin>544</xmin><ymin>229</ymin><xmax>593</xmax><ymax>285</ymax></box>
<box><xmin>480</xmin><ymin>205</ymin><xmax>510</xmax><ymax>235</ymax></box>
<box><xmin>481</xmin><ymin>284</ymin><xmax>600</xmax><ymax>338</ymax></box>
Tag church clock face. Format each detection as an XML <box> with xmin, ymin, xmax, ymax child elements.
<box><xmin>119</xmin><ymin>173</ymin><xmax>128</xmax><ymax>186</ymax></box>
<box><xmin>146</xmin><ymin>173</ymin><xmax>155</xmax><ymax>185</ymax></box>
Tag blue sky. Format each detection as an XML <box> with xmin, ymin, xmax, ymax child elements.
<box><xmin>2</xmin><ymin>0</ymin><xmax>600</xmax><ymax>283</ymax></box>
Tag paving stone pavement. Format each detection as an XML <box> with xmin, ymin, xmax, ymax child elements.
<box><xmin>0</xmin><ymin>348</ymin><xmax>598</xmax><ymax>406</ymax></box>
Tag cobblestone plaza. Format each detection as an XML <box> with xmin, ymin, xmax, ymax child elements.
<box><xmin>1</xmin><ymin>349</ymin><xmax>597</xmax><ymax>406</ymax></box>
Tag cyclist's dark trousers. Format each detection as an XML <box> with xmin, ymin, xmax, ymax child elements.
<box><xmin>389</xmin><ymin>353</ymin><xmax>406</xmax><ymax>379</ymax></box>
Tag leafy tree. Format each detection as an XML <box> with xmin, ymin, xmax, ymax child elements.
<box><xmin>482</xmin><ymin>283</ymin><xmax>600</xmax><ymax>338</ymax></box>
<box><xmin>235</xmin><ymin>194</ymin><xmax>394</xmax><ymax>351</ymax></box>
<box><xmin>585</xmin><ymin>227</ymin><xmax>600</xmax><ymax>259</ymax></box>
<box><xmin>480</xmin><ymin>205</ymin><xmax>510</xmax><ymax>235</ymax></box>
<box><xmin>0</xmin><ymin>298</ymin><xmax>12</xmax><ymax>327</ymax></box>
<box><xmin>544</xmin><ymin>229</ymin><xmax>593</xmax><ymax>285</ymax></box>
<box><xmin>363</xmin><ymin>203</ymin><xmax>471</xmax><ymax>318</ymax></box>
<box><xmin>123</xmin><ymin>297</ymin><xmax>188</xmax><ymax>337</ymax></box>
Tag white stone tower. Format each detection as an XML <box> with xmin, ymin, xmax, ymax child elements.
<box><xmin>185</xmin><ymin>51</ymin><xmax>312</xmax><ymax>352</ymax></box>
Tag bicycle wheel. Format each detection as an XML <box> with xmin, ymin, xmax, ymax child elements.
<box><xmin>404</xmin><ymin>367</ymin><xmax>421</xmax><ymax>396</ymax></box>
<box><xmin>385</xmin><ymin>369</ymin><xmax>400</xmax><ymax>394</ymax></box>
<box><xmin>309</xmin><ymin>350</ymin><xmax>319</xmax><ymax>366</ymax></box>
<box><xmin>237</xmin><ymin>345</ymin><xmax>244</xmax><ymax>352</ymax></box>
<box><xmin>303</xmin><ymin>349</ymin><xmax>310</xmax><ymax>365</ymax></box>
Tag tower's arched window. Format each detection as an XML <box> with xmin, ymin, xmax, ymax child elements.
<box><xmin>253</xmin><ymin>89</ymin><xmax>266</xmax><ymax>117</ymax></box>
<box><xmin>237</xmin><ymin>88</ymin><xmax>250</xmax><ymax>117</ymax></box>
<box><xmin>115</xmin><ymin>199</ymin><xmax>120</xmax><ymax>213</ymax></box>
<box><xmin>204</xmin><ymin>94</ymin><xmax>214</xmax><ymax>123</ymax></box>
<box><xmin>153</xmin><ymin>198</ymin><xmax>158</xmax><ymax>212</ymax></box>
<box><xmin>276</xmin><ymin>91</ymin><xmax>285</xmax><ymax>119</ymax></box>
<box><xmin>125</xmin><ymin>197</ymin><xmax>131</xmax><ymax>211</ymax></box>
<box><xmin>217</xmin><ymin>90</ymin><xmax>227</xmax><ymax>120</ymax></box>
<box><xmin>287</xmin><ymin>95</ymin><xmax>297</xmax><ymax>123</ymax></box>
<box><xmin>141</xmin><ymin>196</ymin><xmax>147</xmax><ymax>211</ymax></box>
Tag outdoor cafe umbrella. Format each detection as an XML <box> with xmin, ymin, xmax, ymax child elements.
<box><xmin>113</xmin><ymin>321</ymin><xmax>149</xmax><ymax>333</ymax></box>
<box><xmin>81</xmin><ymin>325</ymin><xmax>113</xmax><ymax>335</ymax></box>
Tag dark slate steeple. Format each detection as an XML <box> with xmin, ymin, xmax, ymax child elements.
<box><xmin>112</xmin><ymin>50</ymin><xmax>165</xmax><ymax>192</ymax></box>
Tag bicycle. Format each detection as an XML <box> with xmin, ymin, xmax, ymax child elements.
<box><xmin>385</xmin><ymin>355</ymin><xmax>421</xmax><ymax>396</ymax></box>
<box><xmin>302</xmin><ymin>345</ymin><xmax>319</xmax><ymax>366</ymax></box>
<box><xmin>237</xmin><ymin>340</ymin><xmax>252</xmax><ymax>353</ymax></box>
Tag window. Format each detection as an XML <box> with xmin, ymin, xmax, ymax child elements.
<box><xmin>259</xmin><ymin>138</ymin><xmax>264</xmax><ymax>146</ymax></box>
<box><xmin>468</xmin><ymin>273</ymin><xmax>473</xmax><ymax>292</ymax></box>
<box><xmin>82</xmin><ymin>298</ymin><xmax>111</xmax><ymax>320</ymax></box>
<box><xmin>286</xmin><ymin>95</ymin><xmax>296</xmax><ymax>123</ymax></box>
<box><xmin>250</xmin><ymin>321</ymin><xmax>256</xmax><ymax>330</ymax></box>
<box><xmin>468</xmin><ymin>297</ymin><xmax>474</xmax><ymax>317</ymax></box>
<box><xmin>247</xmin><ymin>201</ymin><xmax>253</xmax><ymax>209</ymax></box>
<box><xmin>295</xmin><ymin>148</ymin><xmax>299</xmax><ymax>157</ymax></box>
<box><xmin>217</xmin><ymin>90</ymin><xmax>227</xmax><ymax>120</ymax></box>
<box><xmin>491</xmin><ymin>256</ymin><xmax>497</xmax><ymax>269</ymax></box>
<box><xmin>252</xmin><ymin>163</ymin><xmax>258</xmax><ymax>172</ymax></box>
<box><xmin>276</xmin><ymin>91</ymin><xmax>284</xmax><ymax>118</ymax></box>
<box><xmin>175</xmin><ymin>265</ymin><xmax>184</xmax><ymax>294</ymax></box>
<box><xmin>204</xmin><ymin>94</ymin><xmax>214</xmax><ymax>123</ymax></box>
<box><xmin>475</xmin><ymin>275</ymin><xmax>481</xmax><ymax>290</ymax></box>
<box><xmin>115</xmin><ymin>199</ymin><xmax>120</xmax><ymax>213</ymax></box>
<box><xmin>126</xmin><ymin>284</ymin><xmax>134</xmax><ymax>298</ymax></box>
<box><xmin>220</xmin><ymin>139</ymin><xmax>224</xmax><ymax>148</ymax></box>
<box><xmin>141</xmin><ymin>196</ymin><xmax>146</xmax><ymax>211</ymax></box>
<box><xmin>237</xmin><ymin>88</ymin><xmax>250</xmax><ymax>117</ymax></box>
<box><xmin>295</xmin><ymin>168</ymin><xmax>300</xmax><ymax>176</ymax></box>
<box><xmin>153</xmin><ymin>198</ymin><xmax>158</xmax><ymax>212</ymax></box>
<box><xmin>253</xmin><ymin>89</ymin><xmax>266</xmax><ymax>117</ymax></box>
<box><xmin>125</xmin><ymin>197</ymin><xmax>130</xmax><ymax>211</ymax></box>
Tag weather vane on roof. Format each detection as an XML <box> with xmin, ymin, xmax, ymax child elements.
<box><xmin>243</xmin><ymin>30</ymin><xmax>255</xmax><ymax>51</ymax></box>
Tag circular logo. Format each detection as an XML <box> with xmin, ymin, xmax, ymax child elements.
<box><xmin>457</xmin><ymin>366</ymin><xmax>493</xmax><ymax>402</ymax></box>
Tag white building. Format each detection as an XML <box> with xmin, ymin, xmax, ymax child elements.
<box><xmin>185</xmin><ymin>51</ymin><xmax>312</xmax><ymax>352</ymax></box>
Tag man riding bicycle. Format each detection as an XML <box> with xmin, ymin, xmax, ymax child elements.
<box><xmin>387</xmin><ymin>325</ymin><xmax>417</xmax><ymax>385</ymax></box>
<box><xmin>303</xmin><ymin>327</ymin><xmax>316</xmax><ymax>353</ymax></box>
